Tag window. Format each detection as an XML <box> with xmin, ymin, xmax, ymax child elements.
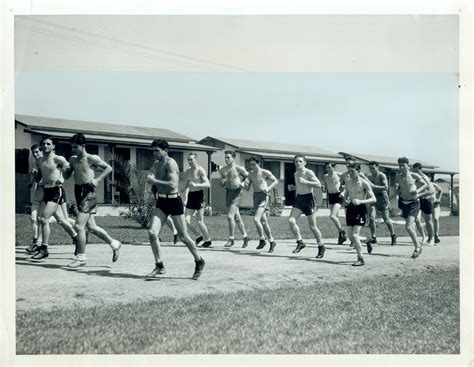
<box><xmin>262</xmin><ymin>160</ymin><xmax>281</xmax><ymax>179</ymax></box>
<box><xmin>55</xmin><ymin>142</ymin><xmax>72</xmax><ymax>160</ymax></box>
<box><xmin>137</xmin><ymin>148</ymin><xmax>154</xmax><ymax>170</ymax></box>
<box><xmin>87</xmin><ymin>144</ymin><xmax>99</xmax><ymax>155</ymax></box>
<box><xmin>15</xmin><ymin>148</ymin><xmax>30</xmax><ymax>174</ymax></box>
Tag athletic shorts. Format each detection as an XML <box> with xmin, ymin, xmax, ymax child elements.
<box><xmin>399</xmin><ymin>198</ymin><xmax>420</xmax><ymax>219</ymax></box>
<box><xmin>156</xmin><ymin>196</ymin><xmax>184</xmax><ymax>216</ymax></box>
<box><xmin>328</xmin><ymin>192</ymin><xmax>343</xmax><ymax>205</ymax></box>
<box><xmin>32</xmin><ymin>186</ymin><xmax>44</xmax><ymax>204</ymax></box>
<box><xmin>186</xmin><ymin>190</ymin><xmax>205</xmax><ymax>210</ymax></box>
<box><xmin>433</xmin><ymin>201</ymin><xmax>440</xmax><ymax>209</ymax></box>
<box><xmin>226</xmin><ymin>188</ymin><xmax>243</xmax><ymax>208</ymax></box>
<box><xmin>43</xmin><ymin>186</ymin><xmax>66</xmax><ymax>204</ymax></box>
<box><xmin>373</xmin><ymin>192</ymin><xmax>390</xmax><ymax>212</ymax></box>
<box><xmin>419</xmin><ymin>198</ymin><xmax>433</xmax><ymax>215</ymax></box>
<box><xmin>293</xmin><ymin>193</ymin><xmax>316</xmax><ymax>216</ymax></box>
<box><xmin>345</xmin><ymin>203</ymin><xmax>367</xmax><ymax>227</ymax></box>
<box><xmin>75</xmin><ymin>183</ymin><xmax>98</xmax><ymax>214</ymax></box>
<box><xmin>253</xmin><ymin>191</ymin><xmax>269</xmax><ymax>210</ymax></box>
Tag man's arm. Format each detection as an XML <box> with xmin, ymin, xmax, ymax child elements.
<box><xmin>147</xmin><ymin>160</ymin><xmax>179</xmax><ymax>190</ymax></box>
<box><xmin>237</xmin><ymin>165</ymin><xmax>249</xmax><ymax>180</ymax></box>
<box><xmin>298</xmin><ymin>170</ymin><xmax>322</xmax><ymax>188</ymax></box>
<box><xmin>353</xmin><ymin>182</ymin><xmax>376</xmax><ymax>205</ymax></box>
<box><xmin>89</xmin><ymin>155</ymin><xmax>112</xmax><ymax>186</ymax></box>
<box><xmin>432</xmin><ymin>182</ymin><xmax>443</xmax><ymax>202</ymax></box>
<box><xmin>263</xmin><ymin>170</ymin><xmax>278</xmax><ymax>192</ymax></box>
<box><xmin>63</xmin><ymin>156</ymin><xmax>75</xmax><ymax>180</ymax></box>
<box><xmin>370</xmin><ymin>173</ymin><xmax>389</xmax><ymax>191</ymax></box>
<box><xmin>188</xmin><ymin>168</ymin><xmax>211</xmax><ymax>189</ymax></box>
<box><xmin>218</xmin><ymin>168</ymin><xmax>226</xmax><ymax>187</ymax></box>
<box><xmin>413</xmin><ymin>173</ymin><xmax>429</xmax><ymax>197</ymax></box>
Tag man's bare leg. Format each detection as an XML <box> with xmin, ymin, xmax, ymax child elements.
<box><xmin>146</xmin><ymin>209</ymin><xmax>167</xmax><ymax>276</ymax></box>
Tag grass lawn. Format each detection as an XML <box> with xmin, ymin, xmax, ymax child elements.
<box><xmin>16</xmin><ymin>267</ymin><xmax>459</xmax><ymax>354</ymax></box>
<box><xmin>15</xmin><ymin>213</ymin><xmax>460</xmax><ymax>246</ymax></box>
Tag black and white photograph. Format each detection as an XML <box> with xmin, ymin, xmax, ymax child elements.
<box><xmin>1</xmin><ymin>0</ymin><xmax>472</xmax><ymax>365</ymax></box>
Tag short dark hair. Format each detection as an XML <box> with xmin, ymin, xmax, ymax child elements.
<box><xmin>369</xmin><ymin>161</ymin><xmax>379</xmax><ymax>167</ymax></box>
<box><xmin>345</xmin><ymin>155</ymin><xmax>355</xmax><ymax>162</ymax></box>
<box><xmin>188</xmin><ymin>152</ymin><xmax>198</xmax><ymax>159</ymax></box>
<box><xmin>30</xmin><ymin>144</ymin><xmax>40</xmax><ymax>151</ymax></box>
<box><xmin>348</xmin><ymin>163</ymin><xmax>361</xmax><ymax>171</ymax></box>
<box><xmin>248</xmin><ymin>156</ymin><xmax>260</xmax><ymax>165</ymax></box>
<box><xmin>397</xmin><ymin>157</ymin><xmax>409</xmax><ymax>165</ymax></box>
<box><xmin>413</xmin><ymin>162</ymin><xmax>423</xmax><ymax>170</ymax></box>
<box><xmin>70</xmin><ymin>133</ymin><xmax>87</xmax><ymax>146</ymax></box>
<box><xmin>151</xmin><ymin>139</ymin><xmax>169</xmax><ymax>151</ymax></box>
<box><xmin>40</xmin><ymin>135</ymin><xmax>55</xmax><ymax>145</ymax></box>
<box><xmin>294</xmin><ymin>154</ymin><xmax>306</xmax><ymax>162</ymax></box>
<box><xmin>325</xmin><ymin>162</ymin><xmax>336</xmax><ymax>168</ymax></box>
<box><xmin>224</xmin><ymin>150</ymin><xmax>236</xmax><ymax>158</ymax></box>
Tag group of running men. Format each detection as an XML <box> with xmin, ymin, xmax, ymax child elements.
<box><xmin>26</xmin><ymin>134</ymin><xmax>444</xmax><ymax>278</ymax></box>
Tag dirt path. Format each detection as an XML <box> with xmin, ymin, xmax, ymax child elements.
<box><xmin>16</xmin><ymin>236</ymin><xmax>459</xmax><ymax>312</ymax></box>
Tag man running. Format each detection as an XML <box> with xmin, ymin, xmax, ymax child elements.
<box><xmin>219</xmin><ymin>150</ymin><xmax>249</xmax><ymax>248</ymax></box>
<box><xmin>30</xmin><ymin>137</ymin><xmax>79</xmax><ymax>260</ymax></box>
<box><xmin>181</xmin><ymin>152</ymin><xmax>212</xmax><ymax>248</ymax></box>
<box><xmin>145</xmin><ymin>139</ymin><xmax>205</xmax><ymax>280</ymax></box>
<box><xmin>396</xmin><ymin>157</ymin><xmax>429</xmax><ymax>258</ymax></box>
<box><xmin>244</xmin><ymin>157</ymin><xmax>278</xmax><ymax>252</ymax></box>
<box><xmin>26</xmin><ymin>144</ymin><xmax>78</xmax><ymax>254</ymax></box>
<box><xmin>288</xmin><ymin>155</ymin><xmax>326</xmax><ymax>258</ymax></box>
<box><xmin>412</xmin><ymin>163</ymin><xmax>436</xmax><ymax>246</ymax></box>
<box><xmin>366</xmin><ymin>161</ymin><xmax>397</xmax><ymax>248</ymax></box>
<box><xmin>322</xmin><ymin>162</ymin><xmax>347</xmax><ymax>245</ymax></box>
<box><xmin>343</xmin><ymin>163</ymin><xmax>376</xmax><ymax>266</ymax></box>
<box><xmin>64</xmin><ymin>133</ymin><xmax>122</xmax><ymax>268</ymax></box>
<box><xmin>432</xmin><ymin>181</ymin><xmax>443</xmax><ymax>244</ymax></box>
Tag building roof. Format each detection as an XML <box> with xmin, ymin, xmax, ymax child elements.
<box><xmin>338</xmin><ymin>152</ymin><xmax>439</xmax><ymax>169</ymax></box>
<box><xmin>16</xmin><ymin>114</ymin><xmax>194</xmax><ymax>143</ymax></box>
<box><xmin>199</xmin><ymin>136</ymin><xmax>342</xmax><ymax>160</ymax></box>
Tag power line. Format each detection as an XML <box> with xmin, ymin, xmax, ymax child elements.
<box><xmin>16</xmin><ymin>17</ymin><xmax>250</xmax><ymax>72</ymax></box>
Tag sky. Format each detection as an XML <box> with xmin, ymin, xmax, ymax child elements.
<box><xmin>14</xmin><ymin>15</ymin><xmax>460</xmax><ymax>171</ymax></box>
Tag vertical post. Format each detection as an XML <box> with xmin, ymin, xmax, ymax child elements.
<box><xmin>207</xmin><ymin>151</ymin><xmax>213</xmax><ymax>207</ymax></box>
<box><xmin>450</xmin><ymin>174</ymin><xmax>454</xmax><ymax>209</ymax></box>
<box><xmin>109</xmin><ymin>143</ymin><xmax>116</xmax><ymax>204</ymax></box>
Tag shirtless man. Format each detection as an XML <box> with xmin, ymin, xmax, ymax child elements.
<box><xmin>181</xmin><ymin>152</ymin><xmax>212</xmax><ymax>248</ymax></box>
<box><xmin>244</xmin><ymin>157</ymin><xmax>278</xmax><ymax>252</ymax></box>
<box><xmin>322</xmin><ymin>162</ymin><xmax>347</xmax><ymax>245</ymax></box>
<box><xmin>64</xmin><ymin>133</ymin><xmax>122</xmax><ymax>268</ymax></box>
<box><xmin>343</xmin><ymin>163</ymin><xmax>376</xmax><ymax>266</ymax></box>
<box><xmin>219</xmin><ymin>150</ymin><xmax>249</xmax><ymax>248</ymax></box>
<box><xmin>396</xmin><ymin>157</ymin><xmax>429</xmax><ymax>258</ymax></box>
<box><xmin>145</xmin><ymin>139</ymin><xmax>205</xmax><ymax>280</ymax></box>
<box><xmin>288</xmin><ymin>155</ymin><xmax>326</xmax><ymax>258</ymax></box>
<box><xmin>366</xmin><ymin>161</ymin><xmax>397</xmax><ymax>247</ymax></box>
<box><xmin>30</xmin><ymin>137</ymin><xmax>79</xmax><ymax>260</ymax></box>
<box><xmin>412</xmin><ymin>163</ymin><xmax>436</xmax><ymax>246</ymax></box>
<box><xmin>26</xmin><ymin>144</ymin><xmax>79</xmax><ymax>254</ymax></box>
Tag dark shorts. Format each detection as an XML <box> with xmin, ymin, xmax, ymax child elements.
<box><xmin>399</xmin><ymin>198</ymin><xmax>420</xmax><ymax>219</ymax></box>
<box><xmin>253</xmin><ymin>191</ymin><xmax>269</xmax><ymax>210</ymax></box>
<box><xmin>328</xmin><ymin>192</ymin><xmax>343</xmax><ymax>205</ymax></box>
<box><xmin>373</xmin><ymin>192</ymin><xmax>390</xmax><ymax>212</ymax></box>
<box><xmin>43</xmin><ymin>186</ymin><xmax>66</xmax><ymax>204</ymax></box>
<box><xmin>186</xmin><ymin>190</ymin><xmax>205</xmax><ymax>210</ymax></box>
<box><xmin>345</xmin><ymin>203</ymin><xmax>367</xmax><ymax>227</ymax></box>
<box><xmin>226</xmin><ymin>188</ymin><xmax>243</xmax><ymax>208</ymax></box>
<box><xmin>75</xmin><ymin>183</ymin><xmax>98</xmax><ymax>214</ymax></box>
<box><xmin>293</xmin><ymin>193</ymin><xmax>316</xmax><ymax>216</ymax></box>
<box><xmin>419</xmin><ymin>198</ymin><xmax>433</xmax><ymax>215</ymax></box>
<box><xmin>156</xmin><ymin>196</ymin><xmax>184</xmax><ymax>216</ymax></box>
